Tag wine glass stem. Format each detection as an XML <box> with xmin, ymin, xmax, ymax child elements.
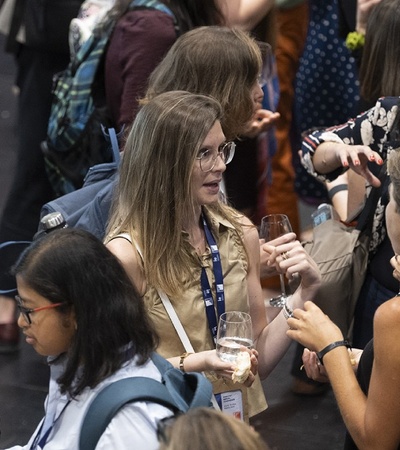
<box><xmin>279</xmin><ymin>274</ymin><xmax>286</xmax><ymax>295</ymax></box>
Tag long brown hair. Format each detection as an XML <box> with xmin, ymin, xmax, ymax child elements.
<box><xmin>360</xmin><ymin>0</ymin><xmax>400</xmax><ymax>102</ymax></box>
<box><xmin>142</xmin><ymin>27</ymin><xmax>262</xmax><ymax>140</ymax></box>
<box><xmin>106</xmin><ymin>91</ymin><xmax>243</xmax><ymax>297</ymax></box>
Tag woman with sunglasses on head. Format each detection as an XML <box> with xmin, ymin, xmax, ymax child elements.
<box><xmin>105</xmin><ymin>90</ymin><xmax>321</xmax><ymax>421</ymax></box>
<box><xmin>7</xmin><ymin>228</ymin><xmax>174</xmax><ymax>450</ymax></box>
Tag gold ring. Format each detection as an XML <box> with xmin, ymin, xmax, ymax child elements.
<box><xmin>282</xmin><ymin>251</ymin><xmax>289</xmax><ymax>260</ymax></box>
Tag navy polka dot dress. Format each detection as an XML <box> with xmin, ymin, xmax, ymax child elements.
<box><xmin>292</xmin><ymin>0</ymin><xmax>360</xmax><ymax>204</ymax></box>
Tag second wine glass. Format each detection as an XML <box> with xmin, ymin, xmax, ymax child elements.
<box><xmin>260</xmin><ymin>214</ymin><xmax>292</xmax><ymax>308</ymax></box>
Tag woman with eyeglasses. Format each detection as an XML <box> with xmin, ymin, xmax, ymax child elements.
<box><xmin>8</xmin><ymin>228</ymin><xmax>175</xmax><ymax>449</ymax></box>
<box><xmin>105</xmin><ymin>90</ymin><xmax>321</xmax><ymax>420</ymax></box>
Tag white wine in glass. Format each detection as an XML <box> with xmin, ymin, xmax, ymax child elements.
<box><xmin>260</xmin><ymin>214</ymin><xmax>292</xmax><ymax>308</ymax></box>
<box><xmin>216</xmin><ymin>311</ymin><xmax>253</xmax><ymax>363</ymax></box>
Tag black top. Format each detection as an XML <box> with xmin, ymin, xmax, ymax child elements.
<box><xmin>343</xmin><ymin>340</ymin><xmax>400</xmax><ymax>449</ymax></box>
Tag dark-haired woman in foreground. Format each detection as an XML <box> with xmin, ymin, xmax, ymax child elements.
<box><xmin>7</xmin><ymin>228</ymin><xmax>173</xmax><ymax>449</ymax></box>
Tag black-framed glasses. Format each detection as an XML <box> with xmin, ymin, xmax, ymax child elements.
<box><xmin>14</xmin><ymin>295</ymin><xmax>66</xmax><ymax>325</ymax></box>
<box><xmin>196</xmin><ymin>141</ymin><xmax>236</xmax><ymax>172</ymax></box>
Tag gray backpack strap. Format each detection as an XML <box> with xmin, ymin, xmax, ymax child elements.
<box><xmin>79</xmin><ymin>376</ymin><xmax>178</xmax><ymax>450</ymax></box>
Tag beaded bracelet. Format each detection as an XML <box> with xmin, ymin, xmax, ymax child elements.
<box><xmin>316</xmin><ymin>340</ymin><xmax>351</xmax><ymax>365</ymax></box>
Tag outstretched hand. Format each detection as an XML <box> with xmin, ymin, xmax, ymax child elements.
<box><xmin>334</xmin><ymin>143</ymin><xmax>383</xmax><ymax>188</ymax></box>
<box><xmin>286</xmin><ymin>301</ymin><xmax>343</xmax><ymax>352</ymax></box>
<box><xmin>243</xmin><ymin>109</ymin><xmax>280</xmax><ymax>138</ymax></box>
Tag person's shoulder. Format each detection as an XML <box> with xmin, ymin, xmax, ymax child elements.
<box><xmin>372</xmin><ymin>298</ymin><xmax>400</xmax><ymax>373</ymax></box>
<box><xmin>95</xmin><ymin>357</ymin><xmax>171</xmax><ymax>450</ymax></box>
<box><xmin>373</xmin><ymin>297</ymin><xmax>400</xmax><ymax>336</ymax></box>
<box><xmin>118</xmin><ymin>7</ymin><xmax>175</xmax><ymax>29</ymax></box>
<box><xmin>113</xmin><ymin>7</ymin><xmax>177</xmax><ymax>45</ymax></box>
<box><xmin>375</xmin><ymin>296</ymin><xmax>400</xmax><ymax>320</ymax></box>
<box><xmin>106</xmin><ymin>234</ymin><xmax>139</xmax><ymax>264</ymax></box>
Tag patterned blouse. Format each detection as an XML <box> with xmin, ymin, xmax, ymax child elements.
<box><xmin>301</xmin><ymin>96</ymin><xmax>400</xmax><ymax>255</ymax></box>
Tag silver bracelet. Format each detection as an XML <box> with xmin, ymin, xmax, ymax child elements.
<box><xmin>282</xmin><ymin>295</ymin><xmax>294</xmax><ymax>320</ymax></box>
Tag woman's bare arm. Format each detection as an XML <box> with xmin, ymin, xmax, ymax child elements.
<box><xmin>217</xmin><ymin>0</ymin><xmax>275</xmax><ymax>30</ymax></box>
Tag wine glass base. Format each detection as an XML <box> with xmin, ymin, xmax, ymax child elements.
<box><xmin>269</xmin><ymin>294</ymin><xmax>289</xmax><ymax>308</ymax></box>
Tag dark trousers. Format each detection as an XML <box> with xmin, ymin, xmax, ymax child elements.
<box><xmin>0</xmin><ymin>46</ymin><xmax>70</xmax><ymax>295</ymax></box>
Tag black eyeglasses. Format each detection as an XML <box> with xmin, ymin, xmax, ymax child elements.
<box><xmin>196</xmin><ymin>141</ymin><xmax>236</xmax><ymax>172</ymax></box>
<box><xmin>14</xmin><ymin>295</ymin><xmax>66</xmax><ymax>325</ymax></box>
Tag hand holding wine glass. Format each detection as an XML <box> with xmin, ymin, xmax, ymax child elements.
<box><xmin>259</xmin><ymin>214</ymin><xmax>293</xmax><ymax>307</ymax></box>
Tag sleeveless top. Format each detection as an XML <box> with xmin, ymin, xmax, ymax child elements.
<box><xmin>344</xmin><ymin>339</ymin><xmax>400</xmax><ymax>449</ymax></box>
<box><xmin>118</xmin><ymin>208</ymin><xmax>267</xmax><ymax>418</ymax></box>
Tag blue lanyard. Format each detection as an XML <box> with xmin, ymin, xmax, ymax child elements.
<box><xmin>200</xmin><ymin>213</ymin><xmax>225</xmax><ymax>344</ymax></box>
<box><xmin>30</xmin><ymin>400</ymin><xmax>71</xmax><ymax>449</ymax></box>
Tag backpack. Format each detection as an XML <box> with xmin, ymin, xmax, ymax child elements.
<box><xmin>41</xmin><ymin>0</ymin><xmax>177</xmax><ymax>197</ymax></box>
<box><xmin>69</xmin><ymin>0</ymin><xmax>115</xmax><ymax>57</ymax></box>
<box><xmin>79</xmin><ymin>352</ymin><xmax>213</xmax><ymax>450</ymax></box>
<box><xmin>40</xmin><ymin>125</ymin><xmax>121</xmax><ymax>239</ymax></box>
<box><xmin>40</xmin><ymin>158</ymin><xmax>119</xmax><ymax>239</ymax></box>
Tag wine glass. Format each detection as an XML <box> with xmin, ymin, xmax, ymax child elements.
<box><xmin>216</xmin><ymin>311</ymin><xmax>253</xmax><ymax>363</ymax></box>
<box><xmin>260</xmin><ymin>214</ymin><xmax>292</xmax><ymax>308</ymax></box>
